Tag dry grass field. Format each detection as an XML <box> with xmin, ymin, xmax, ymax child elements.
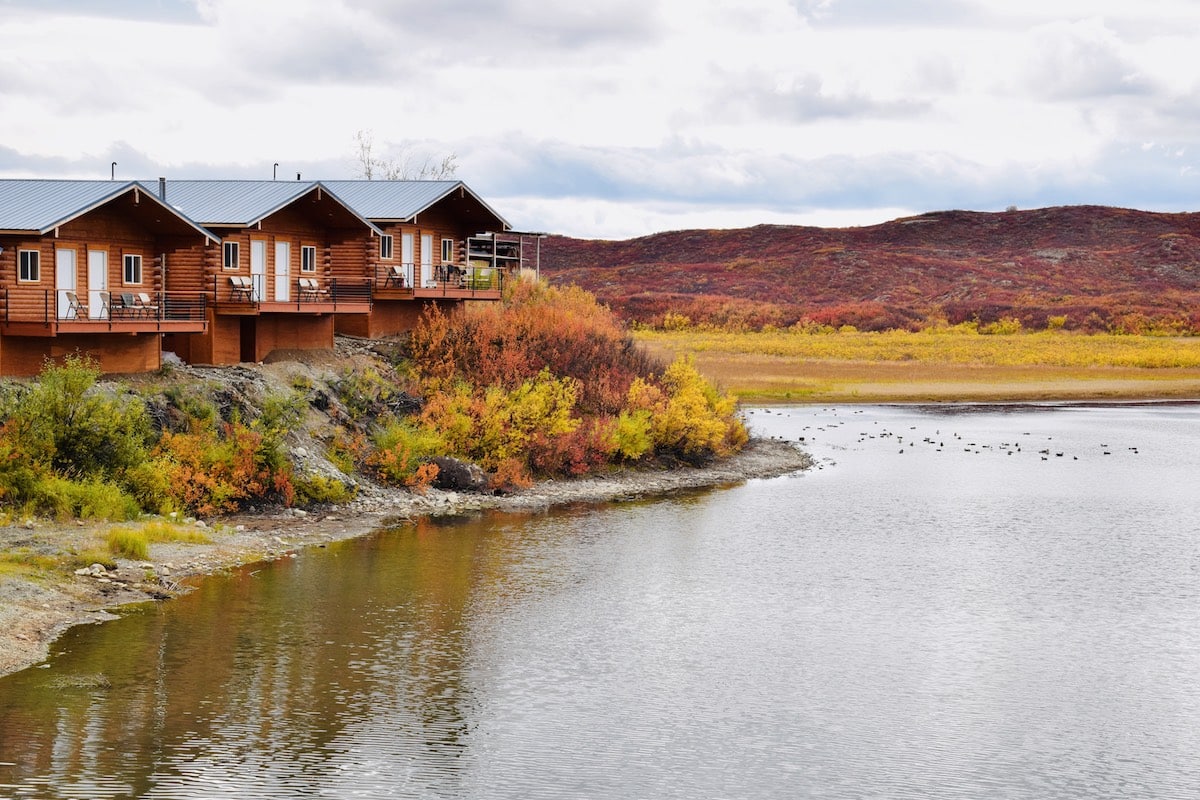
<box><xmin>635</xmin><ymin>329</ymin><xmax>1200</xmax><ymax>403</ymax></box>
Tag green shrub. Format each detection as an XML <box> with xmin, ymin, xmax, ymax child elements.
<box><xmin>369</xmin><ymin>420</ymin><xmax>445</xmax><ymax>485</ymax></box>
<box><xmin>0</xmin><ymin>355</ymin><xmax>151</xmax><ymax>481</ymax></box>
<box><xmin>294</xmin><ymin>473</ymin><xmax>357</xmax><ymax>505</ymax></box>
<box><xmin>28</xmin><ymin>476</ymin><xmax>140</xmax><ymax>521</ymax></box>
<box><xmin>121</xmin><ymin>459</ymin><xmax>177</xmax><ymax>515</ymax></box>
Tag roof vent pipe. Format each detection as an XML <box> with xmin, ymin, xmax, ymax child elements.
<box><xmin>297</xmin><ymin>172</ymin><xmax>302</xmax><ymax>181</ymax></box>
<box><xmin>158</xmin><ymin>177</ymin><xmax>166</xmax><ymax>200</ymax></box>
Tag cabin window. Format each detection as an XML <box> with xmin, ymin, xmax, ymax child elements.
<box><xmin>441</xmin><ymin>238</ymin><xmax>454</xmax><ymax>263</ymax></box>
<box><xmin>18</xmin><ymin>249</ymin><xmax>40</xmax><ymax>282</ymax></box>
<box><xmin>301</xmin><ymin>245</ymin><xmax>317</xmax><ymax>273</ymax></box>
<box><xmin>223</xmin><ymin>240</ymin><xmax>239</xmax><ymax>270</ymax></box>
<box><xmin>380</xmin><ymin>234</ymin><xmax>394</xmax><ymax>260</ymax></box>
<box><xmin>123</xmin><ymin>254</ymin><xmax>143</xmax><ymax>285</ymax></box>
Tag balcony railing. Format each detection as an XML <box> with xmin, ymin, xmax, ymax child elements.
<box><xmin>372</xmin><ymin>263</ymin><xmax>504</xmax><ymax>297</ymax></box>
<box><xmin>1</xmin><ymin>288</ymin><xmax>206</xmax><ymax>328</ymax></box>
<box><xmin>213</xmin><ymin>274</ymin><xmax>372</xmax><ymax>311</ymax></box>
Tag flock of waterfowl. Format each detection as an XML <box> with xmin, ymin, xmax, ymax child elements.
<box><xmin>747</xmin><ymin>407</ymin><xmax>1141</xmax><ymax>466</ymax></box>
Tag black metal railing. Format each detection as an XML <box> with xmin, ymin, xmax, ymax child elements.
<box><xmin>371</xmin><ymin>262</ymin><xmax>504</xmax><ymax>296</ymax></box>
<box><xmin>373</xmin><ymin>262</ymin><xmax>415</xmax><ymax>291</ymax></box>
<box><xmin>214</xmin><ymin>274</ymin><xmax>372</xmax><ymax>311</ymax></box>
<box><xmin>3</xmin><ymin>290</ymin><xmax>207</xmax><ymax>327</ymax></box>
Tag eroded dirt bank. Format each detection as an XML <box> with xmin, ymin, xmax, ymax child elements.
<box><xmin>0</xmin><ymin>437</ymin><xmax>811</xmax><ymax>678</ymax></box>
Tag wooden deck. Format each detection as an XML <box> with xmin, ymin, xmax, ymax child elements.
<box><xmin>2</xmin><ymin>317</ymin><xmax>207</xmax><ymax>337</ymax></box>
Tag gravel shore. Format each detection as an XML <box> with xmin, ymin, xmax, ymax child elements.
<box><xmin>0</xmin><ymin>437</ymin><xmax>811</xmax><ymax>678</ymax></box>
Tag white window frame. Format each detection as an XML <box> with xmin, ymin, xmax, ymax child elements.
<box><xmin>223</xmin><ymin>240</ymin><xmax>240</xmax><ymax>270</ymax></box>
<box><xmin>18</xmin><ymin>249</ymin><xmax>40</xmax><ymax>282</ymax></box>
<box><xmin>123</xmin><ymin>253</ymin><xmax>143</xmax><ymax>285</ymax></box>
<box><xmin>380</xmin><ymin>234</ymin><xmax>394</xmax><ymax>260</ymax></box>
<box><xmin>301</xmin><ymin>245</ymin><xmax>317</xmax><ymax>273</ymax></box>
<box><xmin>441</xmin><ymin>238</ymin><xmax>454</xmax><ymax>263</ymax></box>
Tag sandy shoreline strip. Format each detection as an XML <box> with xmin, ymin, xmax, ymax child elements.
<box><xmin>0</xmin><ymin>438</ymin><xmax>812</xmax><ymax>679</ymax></box>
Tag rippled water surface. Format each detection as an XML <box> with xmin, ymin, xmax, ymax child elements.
<box><xmin>2</xmin><ymin>403</ymin><xmax>1200</xmax><ymax>799</ymax></box>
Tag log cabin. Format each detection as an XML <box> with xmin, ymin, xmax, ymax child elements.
<box><xmin>142</xmin><ymin>180</ymin><xmax>382</xmax><ymax>365</ymax></box>
<box><xmin>0</xmin><ymin>180</ymin><xmax>216</xmax><ymax>376</ymax></box>
<box><xmin>320</xmin><ymin>180</ymin><xmax>519</xmax><ymax>338</ymax></box>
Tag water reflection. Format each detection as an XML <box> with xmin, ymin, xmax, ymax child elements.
<box><xmin>2</xmin><ymin>404</ymin><xmax>1200</xmax><ymax>799</ymax></box>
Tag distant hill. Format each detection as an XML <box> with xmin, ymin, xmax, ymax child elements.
<box><xmin>539</xmin><ymin>205</ymin><xmax>1200</xmax><ymax>332</ymax></box>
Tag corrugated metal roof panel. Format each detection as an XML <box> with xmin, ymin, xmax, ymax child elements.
<box><xmin>0</xmin><ymin>180</ymin><xmax>137</xmax><ymax>232</ymax></box>
<box><xmin>319</xmin><ymin>180</ymin><xmax>459</xmax><ymax>220</ymax></box>
<box><xmin>321</xmin><ymin>180</ymin><xmax>510</xmax><ymax>229</ymax></box>
<box><xmin>138</xmin><ymin>180</ymin><xmax>319</xmax><ymax>226</ymax></box>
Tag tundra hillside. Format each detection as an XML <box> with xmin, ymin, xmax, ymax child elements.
<box><xmin>541</xmin><ymin>205</ymin><xmax>1200</xmax><ymax>333</ymax></box>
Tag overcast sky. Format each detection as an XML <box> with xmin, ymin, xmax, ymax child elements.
<box><xmin>2</xmin><ymin>0</ymin><xmax>1199</xmax><ymax>239</ymax></box>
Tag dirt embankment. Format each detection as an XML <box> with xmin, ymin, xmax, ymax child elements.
<box><xmin>0</xmin><ymin>436</ymin><xmax>812</xmax><ymax>678</ymax></box>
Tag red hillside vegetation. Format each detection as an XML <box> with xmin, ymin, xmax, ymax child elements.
<box><xmin>539</xmin><ymin>205</ymin><xmax>1200</xmax><ymax>332</ymax></box>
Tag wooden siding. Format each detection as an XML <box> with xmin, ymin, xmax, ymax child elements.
<box><xmin>0</xmin><ymin>333</ymin><xmax>162</xmax><ymax>376</ymax></box>
<box><xmin>336</xmin><ymin>298</ymin><xmax>459</xmax><ymax>339</ymax></box>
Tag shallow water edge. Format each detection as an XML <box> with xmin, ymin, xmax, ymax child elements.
<box><xmin>0</xmin><ymin>437</ymin><xmax>812</xmax><ymax>678</ymax></box>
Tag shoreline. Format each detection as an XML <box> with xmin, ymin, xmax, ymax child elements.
<box><xmin>0</xmin><ymin>437</ymin><xmax>812</xmax><ymax>679</ymax></box>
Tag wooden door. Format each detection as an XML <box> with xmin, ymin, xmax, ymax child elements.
<box><xmin>88</xmin><ymin>249</ymin><xmax>108</xmax><ymax>319</ymax></box>
<box><xmin>56</xmin><ymin>247</ymin><xmax>77</xmax><ymax>319</ymax></box>
<box><xmin>250</xmin><ymin>240</ymin><xmax>266</xmax><ymax>301</ymax></box>
<box><xmin>421</xmin><ymin>234</ymin><xmax>433</xmax><ymax>287</ymax></box>
<box><xmin>274</xmin><ymin>241</ymin><xmax>290</xmax><ymax>302</ymax></box>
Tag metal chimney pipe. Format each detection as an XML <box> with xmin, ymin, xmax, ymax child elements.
<box><xmin>158</xmin><ymin>177</ymin><xmax>166</xmax><ymax>200</ymax></box>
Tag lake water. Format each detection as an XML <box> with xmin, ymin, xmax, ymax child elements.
<box><xmin>2</xmin><ymin>403</ymin><xmax>1200</xmax><ymax>799</ymax></box>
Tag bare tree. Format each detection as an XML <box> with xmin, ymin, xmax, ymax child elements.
<box><xmin>353</xmin><ymin>129</ymin><xmax>458</xmax><ymax>180</ymax></box>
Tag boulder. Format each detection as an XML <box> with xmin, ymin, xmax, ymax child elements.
<box><xmin>430</xmin><ymin>457</ymin><xmax>490</xmax><ymax>493</ymax></box>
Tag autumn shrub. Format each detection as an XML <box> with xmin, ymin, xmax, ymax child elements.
<box><xmin>411</xmin><ymin>282</ymin><xmax>658</xmax><ymax>415</ymax></box>
<box><xmin>980</xmin><ymin>317</ymin><xmax>1024</xmax><ymax>335</ymax></box>
<box><xmin>368</xmin><ymin>420</ymin><xmax>445</xmax><ymax>487</ymax></box>
<box><xmin>612</xmin><ymin>409</ymin><xmax>654</xmax><ymax>461</ymax></box>
<box><xmin>527</xmin><ymin>416</ymin><xmax>617</xmax><ymax>476</ymax></box>
<box><xmin>326</xmin><ymin>429</ymin><xmax>369</xmax><ymax>474</ymax></box>
<box><xmin>419</xmin><ymin>370</ymin><xmax>581</xmax><ymax>473</ymax></box>
<box><xmin>627</xmin><ymin>356</ymin><xmax>747</xmax><ymax>465</ymax></box>
<box><xmin>154</xmin><ymin>419</ymin><xmax>294</xmax><ymax>516</ymax></box>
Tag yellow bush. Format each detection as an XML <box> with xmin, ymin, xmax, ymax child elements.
<box><xmin>628</xmin><ymin>356</ymin><xmax>747</xmax><ymax>464</ymax></box>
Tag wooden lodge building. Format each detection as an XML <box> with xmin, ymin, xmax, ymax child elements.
<box><xmin>0</xmin><ymin>178</ymin><xmax>521</xmax><ymax>376</ymax></box>
<box><xmin>0</xmin><ymin>180</ymin><xmax>216</xmax><ymax>376</ymax></box>
<box><xmin>320</xmin><ymin>180</ymin><xmax>516</xmax><ymax>338</ymax></box>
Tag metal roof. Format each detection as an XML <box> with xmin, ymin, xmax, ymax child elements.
<box><xmin>0</xmin><ymin>179</ymin><xmax>213</xmax><ymax>236</ymax></box>
<box><xmin>137</xmin><ymin>180</ymin><xmax>384</xmax><ymax>236</ymax></box>
<box><xmin>137</xmin><ymin>179</ymin><xmax>318</xmax><ymax>227</ymax></box>
<box><xmin>320</xmin><ymin>180</ymin><xmax>511</xmax><ymax>229</ymax></box>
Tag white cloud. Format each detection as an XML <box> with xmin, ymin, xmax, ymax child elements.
<box><xmin>0</xmin><ymin>0</ymin><xmax>1198</xmax><ymax>238</ymax></box>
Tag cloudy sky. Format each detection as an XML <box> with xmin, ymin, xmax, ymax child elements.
<box><xmin>2</xmin><ymin>0</ymin><xmax>1199</xmax><ymax>239</ymax></box>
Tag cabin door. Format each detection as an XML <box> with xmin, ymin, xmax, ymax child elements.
<box><xmin>88</xmin><ymin>250</ymin><xmax>108</xmax><ymax>319</ymax></box>
<box><xmin>250</xmin><ymin>240</ymin><xmax>266</xmax><ymax>301</ymax></box>
<box><xmin>401</xmin><ymin>232</ymin><xmax>418</xmax><ymax>286</ymax></box>
<box><xmin>421</xmin><ymin>234</ymin><xmax>433</xmax><ymax>288</ymax></box>
<box><xmin>55</xmin><ymin>247</ymin><xmax>77</xmax><ymax>319</ymax></box>
<box><xmin>274</xmin><ymin>241</ymin><xmax>290</xmax><ymax>302</ymax></box>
